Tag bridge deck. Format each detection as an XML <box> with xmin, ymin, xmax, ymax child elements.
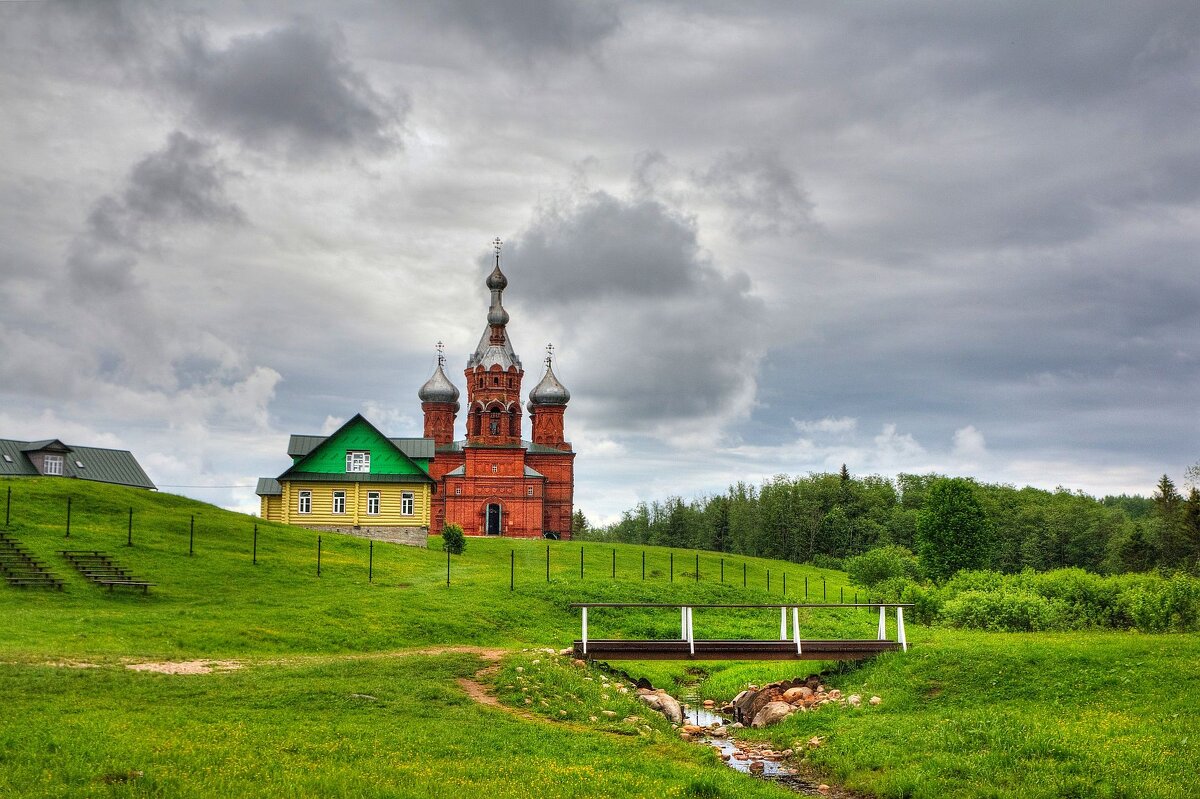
<box><xmin>572</xmin><ymin>638</ymin><xmax>900</xmax><ymax>661</ymax></box>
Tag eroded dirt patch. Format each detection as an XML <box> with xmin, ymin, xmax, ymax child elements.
<box><xmin>125</xmin><ymin>660</ymin><xmax>242</xmax><ymax>675</ymax></box>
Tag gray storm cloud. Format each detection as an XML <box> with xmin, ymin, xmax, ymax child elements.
<box><xmin>502</xmin><ymin>190</ymin><xmax>765</xmax><ymax>432</ymax></box>
<box><xmin>167</xmin><ymin>20</ymin><xmax>402</xmax><ymax>156</ymax></box>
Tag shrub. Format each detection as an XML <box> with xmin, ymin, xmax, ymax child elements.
<box><xmin>1119</xmin><ymin>575</ymin><xmax>1200</xmax><ymax>632</ymax></box>
<box><xmin>846</xmin><ymin>545</ymin><xmax>923</xmax><ymax>588</ymax></box>
<box><xmin>810</xmin><ymin>554</ymin><xmax>844</xmax><ymax>571</ymax></box>
<box><xmin>441</xmin><ymin>523</ymin><xmax>465</xmax><ymax>555</ymax></box>
<box><xmin>941</xmin><ymin>590</ymin><xmax>1056</xmax><ymax>632</ymax></box>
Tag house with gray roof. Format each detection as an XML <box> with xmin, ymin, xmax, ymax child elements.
<box><xmin>0</xmin><ymin>438</ymin><xmax>155</xmax><ymax>489</ymax></box>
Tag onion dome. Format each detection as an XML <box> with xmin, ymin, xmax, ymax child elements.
<box><xmin>529</xmin><ymin>360</ymin><xmax>570</xmax><ymax>406</ymax></box>
<box><xmin>487</xmin><ymin>304</ymin><xmax>510</xmax><ymax>326</ymax></box>
<box><xmin>486</xmin><ymin>262</ymin><xmax>508</xmax><ymax>291</ymax></box>
<box><xmin>418</xmin><ymin>360</ymin><xmax>460</xmax><ymax>404</ymax></box>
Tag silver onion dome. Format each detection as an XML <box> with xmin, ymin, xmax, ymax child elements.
<box><xmin>529</xmin><ymin>361</ymin><xmax>571</xmax><ymax>406</ymax></box>
<box><xmin>487</xmin><ymin>305</ymin><xmax>510</xmax><ymax>326</ymax></box>
<box><xmin>418</xmin><ymin>362</ymin><xmax>460</xmax><ymax>403</ymax></box>
<box><xmin>486</xmin><ymin>263</ymin><xmax>508</xmax><ymax>291</ymax></box>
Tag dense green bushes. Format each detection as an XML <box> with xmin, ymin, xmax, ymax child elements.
<box><xmin>858</xmin><ymin>565</ymin><xmax>1200</xmax><ymax>633</ymax></box>
<box><xmin>589</xmin><ymin>468</ymin><xmax>1200</xmax><ymax>576</ymax></box>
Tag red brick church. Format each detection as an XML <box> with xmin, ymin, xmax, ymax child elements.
<box><xmin>418</xmin><ymin>242</ymin><xmax>575</xmax><ymax>538</ymax></box>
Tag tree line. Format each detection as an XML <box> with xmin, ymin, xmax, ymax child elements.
<box><xmin>576</xmin><ymin>466</ymin><xmax>1200</xmax><ymax>576</ymax></box>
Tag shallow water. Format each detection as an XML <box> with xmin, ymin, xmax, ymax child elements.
<box><xmin>680</xmin><ymin>702</ymin><xmax>794</xmax><ymax>777</ymax></box>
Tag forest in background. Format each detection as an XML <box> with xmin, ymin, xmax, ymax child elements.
<box><xmin>577</xmin><ymin>467</ymin><xmax>1200</xmax><ymax>577</ymax></box>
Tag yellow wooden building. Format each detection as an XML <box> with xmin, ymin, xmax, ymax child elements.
<box><xmin>256</xmin><ymin>414</ymin><xmax>435</xmax><ymax>545</ymax></box>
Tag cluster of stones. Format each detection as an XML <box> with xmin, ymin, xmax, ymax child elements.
<box><xmin>729</xmin><ymin>675</ymin><xmax>882</xmax><ymax>728</ymax></box>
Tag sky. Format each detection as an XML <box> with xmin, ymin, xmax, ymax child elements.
<box><xmin>1</xmin><ymin>1</ymin><xmax>1197</xmax><ymax>522</ymax></box>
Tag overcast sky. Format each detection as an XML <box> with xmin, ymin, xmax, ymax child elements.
<box><xmin>2</xmin><ymin>1</ymin><xmax>1197</xmax><ymax>521</ymax></box>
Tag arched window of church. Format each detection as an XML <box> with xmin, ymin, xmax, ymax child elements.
<box><xmin>490</xmin><ymin>410</ymin><xmax>501</xmax><ymax>435</ymax></box>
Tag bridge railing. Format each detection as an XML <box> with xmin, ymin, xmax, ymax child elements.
<box><xmin>568</xmin><ymin>602</ymin><xmax>914</xmax><ymax>657</ymax></box>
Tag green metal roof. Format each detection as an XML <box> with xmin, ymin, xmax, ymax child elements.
<box><xmin>279</xmin><ymin>472</ymin><xmax>434</xmax><ymax>484</ymax></box>
<box><xmin>0</xmin><ymin>438</ymin><xmax>155</xmax><ymax>489</ymax></box>
<box><xmin>288</xmin><ymin>434</ymin><xmax>435</xmax><ymax>460</ymax></box>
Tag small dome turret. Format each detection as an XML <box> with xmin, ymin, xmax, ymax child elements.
<box><xmin>418</xmin><ymin>357</ymin><xmax>460</xmax><ymax>404</ymax></box>
<box><xmin>529</xmin><ymin>354</ymin><xmax>570</xmax><ymax>406</ymax></box>
<box><xmin>486</xmin><ymin>263</ymin><xmax>508</xmax><ymax>291</ymax></box>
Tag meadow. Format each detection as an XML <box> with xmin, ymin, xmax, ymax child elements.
<box><xmin>1</xmin><ymin>476</ymin><xmax>1197</xmax><ymax>798</ymax></box>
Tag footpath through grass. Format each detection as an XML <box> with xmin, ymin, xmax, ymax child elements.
<box><xmin>2</xmin><ymin>477</ymin><xmax>1198</xmax><ymax>798</ymax></box>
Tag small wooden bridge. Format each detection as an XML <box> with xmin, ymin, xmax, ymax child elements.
<box><xmin>570</xmin><ymin>603</ymin><xmax>912</xmax><ymax>661</ymax></box>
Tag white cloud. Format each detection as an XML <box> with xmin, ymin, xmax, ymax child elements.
<box><xmin>792</xmin><ymin>416</ymin><xmax>858</xmax><ymax>435</ymax></box>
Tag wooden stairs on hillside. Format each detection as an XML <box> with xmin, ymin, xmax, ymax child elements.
<box><xmin>60</xmin><ymin>550</ymin><xmax>155</xmax><ymax>593</ymax></box>
<box><xmin>0</xmin><ymin>531</ymin><xmax>64</xmax><ymax>590</ymax></box>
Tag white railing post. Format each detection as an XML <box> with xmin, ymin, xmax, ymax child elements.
<box><xmin>582</xmin><ymin>606</ymin><xmax>588</xmax><ymax>655</ymax></box>
<box><xmin>897</xmin><ymin>606</ymin><xmax>907</xmax><ymax>652</ymax></box>
<box><xmin>780</xmin><ymin>606</ymin><xmax>787</xmax><ymax>640</ymax></box>
<box><xmin>681</xmin><ymin>606</ymin><xmax>688</xmax><ymax>640</ymax></box>
<box><xmin>877</xmin><ymin>605</ymin><xmax>886</xmax><ymax>640</ymax></box>
<box><xmin>792</xmin><ymin>606</ymin><xmax>801</xmax><ymax>655</ymax></box>
<box><xmin>687</xmin><ymin>607</ymin><xmax>695</xmax><ymax>656</ymax></box>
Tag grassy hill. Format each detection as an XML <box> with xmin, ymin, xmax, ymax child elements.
<box><xmin>1</xmin><ymin>477</ymin><xmax>1197</xmax><ymax>798</ymax></box>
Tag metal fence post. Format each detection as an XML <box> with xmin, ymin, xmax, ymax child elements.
<box><xmin>580</xmin><ymin>546</ymin><xmax>584</xmax><ymax>580</ymax></box>
<box><xmin>612</xmin><ymin>548</ymin><xmax>616</xmax><ymax>579</ymax></box>
<box><xmin>546</xmin><ymin>545</ymin><xmax>550</xmax><ymax>582</ymax></box>
<box><xmin>65</xmin><ymin>497</ymin><xmax>71</xmax><ymax>538</ymax></box>
<box><xmin>695</xmin><ymin>553</ymin><xmax>699</xmax><ymax>583</ymax></box>
<box><xmin>127</xmin><ymin>507</ymin><xmax>133</xmax><ymax>547</ymax></box>
<box><xmin>253</xmin><ymin>524</ymin><xmax>258</xmax><ymax>565</ymax></box>
<box><xmin>189</xmin><ymin>515</ymin><xmax>194</xmax><ymax>556</ymax></box>
<box><xmin>317</xmin><ymin>535</ymin><xmax>321</xmax><ymax>577</ymax></box>
<box><xmin>4</xmin><ymin>486</ymin><xmax>10</xmax><ymax>528</ymax></box>
<box><xmin>510</xmin><ymin>549</ymin><xmax>514</xmax><ymax>591</ymax></box>
<box><xmin>370</xmin><ymin>540</ymin><xmax>374</xmax><ymax>583</ymax></box>
<box><xmin>670</xmin><ymin>552</ymin><xmax>673</xmax><ymax>582</ymax></box>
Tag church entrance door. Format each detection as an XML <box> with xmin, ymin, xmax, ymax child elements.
<box><xmin>486</xmin><ymin>503</ymin><xmax>502</xmax><ymax>535</ymax></box>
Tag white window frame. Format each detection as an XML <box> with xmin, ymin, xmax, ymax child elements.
<box><xmin>298</xmin><ymin>490</ymin><xmax>312</xmax><ymax>514</ymax></box>
<box><xmin>527</xmin><ymin>486</ymin><xmax>534</xmax><ymax>497</ymax></box>
<box><xmin>367</xmin><ymin>491</ymin><xmax>380</xmax><ymax>515</ymax></box>
<box><xmin>454</xmin><ymin>486</ymin><xmax>462</xmax><ymax>496</ymax></box>
<box><xmin>491</xmin><ymin>464</ymin><xmax>498</xmax><ymax>474</ymax></box>
<box><xmin>345</xmin><ymin>451</ymin><xmax>371</xmax><ymax>473</ymax></box>
<box><xmin>44</xmin><ymin>454</ymin><xmax>63</xmax><ymax>476</ymax></box>
<box><xmin>401</xmin><ymin>491</ymin><xmax>414</xmax><ymax>516</ymax></box>
<box><xmin>332</xmin><ymin>491</ymin><xmax>346</xmax><ymax>514</ymax></box>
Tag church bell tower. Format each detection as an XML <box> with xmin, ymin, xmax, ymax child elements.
<box><xmin>464</xmin><ymin>238</ymin><xmax>524</xmax><ymax>446</ymax></box>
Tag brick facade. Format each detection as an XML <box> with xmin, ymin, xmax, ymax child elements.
<box><xmin>421</xmin><ymin>248</ymin><xmax>574</xmax><ymax>539</ymax></box>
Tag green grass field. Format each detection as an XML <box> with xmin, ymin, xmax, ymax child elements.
<box><xmin>2</xmin><ymin>477</ymin><xmax>1197</xmax><ymax>798</ymax></box>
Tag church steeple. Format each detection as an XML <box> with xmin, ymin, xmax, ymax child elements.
<box><xmin>464</xmin><ymin>238</ymin><xmax>524</xmax><ymax>446</ymax></box>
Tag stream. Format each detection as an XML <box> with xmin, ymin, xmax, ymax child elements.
<box><xmin>679</xmin><ymin>694</ymin><xmax>836</xmax><ymax>796</ymax></box>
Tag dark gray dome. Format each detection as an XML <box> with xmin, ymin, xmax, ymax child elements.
<box><xmin>486</xmin><ymin>263</ymin><xmax>508</xmax><ymax>291</ymax></box>
<box><xmin>529</xmin><ymin>362</ymin><xmax>570</xmax><ymax>406</ymax></box>
<box><xmin>487</xmin><ymin>305</ymin><xmax>510</xmax><ymax>326</ymax></box>
<box><xmin>418</xmin><ymin>363</ymin><xmax>460</xmax><ymax>403</ymax></box>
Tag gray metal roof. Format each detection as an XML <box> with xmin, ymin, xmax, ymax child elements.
<box><xmin>524</xmin><ymin>465</ymin><xmax>545</xmax><ymax>479</ymax></box>
<box><xmin>0</xmin><ymin>438</ymin><xmax>155</xmax><ymax>488</ymax></box>
<box><xmin>444</xmin><ymin>465</ymin><xmax>465</xmax><ymax>476</ymax></box>
<box><xmin>256</xmin><ymin>477</ymin><xmax>282</xmax><ymax>496</ymax></box>
<box><xmin>287</xmin><ymin>434</ymin><xmax>435</xmax><ymax>460</ymax></box>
